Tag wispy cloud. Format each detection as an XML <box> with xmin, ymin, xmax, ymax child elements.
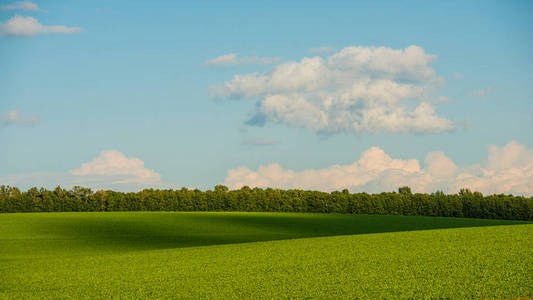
<box><xmin>204</xmin><ymin>53</ymin><xmax>237</xmax><ymax>66</ymax></box>
<box><xmin>204</xmin><ymin>53</ymin><xmax>280</xmax><ymax>67</ymax></box>
<box><xmin>0</xmin><ymin>1</ymin><xmax>45</xmax><ymax>12</ymax></box>
<box><xmin>0</xmin><ymin>15</ymin><xmax>81</xmax><ymax>37</ymax></box>
<box><xmin>241</xmin><ymin>138</ymin><xmax>277</xmax><ymax>146</ymax></box>
<box><xmin>1</xmin><ymin>110</ymin><xmax>39</xmax><ymax>127</ymax></box>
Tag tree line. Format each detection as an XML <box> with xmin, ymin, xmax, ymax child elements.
<box><xmin>0</xmin><ymin>185</ymin><xmax>531</xmax><ymax>221</ymax></box>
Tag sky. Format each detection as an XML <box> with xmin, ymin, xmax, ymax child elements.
<box><xmin>1</xmin><ymin>0</ymin><xmax>532</xmax><ymax>195</ymax></box>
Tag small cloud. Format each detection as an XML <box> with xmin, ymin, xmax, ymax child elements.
<box><xmin>70</xmin><ymin>150</ymin><xmax>161</xmax><ymax>185</ymax></box>
<box><xmin>472</xmin><ymin>86</ymin><xmax>492</xmax><ymax>98</ymax></box>
<box><xmin>1</xmin><ymin>110</ymin><xmax>39</xmax><ymax>127</ymax></box>
<box><xmin>0</xmin><ymin>1</ymin><xmax>45</xmax><ymax>12</ymax></box>
<box><xmin>0</xmin><ymin>15</ymin><xmax>81</xmax><ymax>37</ymax></box>
<box><xmin>242</xmin><ymin>138</ymin><xmax>277</xmax><ymax>146</ymax></box>
<box><xmin>453</xmin><ymin>72</ymin><xmax>464</xmax><ymax>80</ymax></box>
<box><xmin>204</xmin><ymin>53</ymin><xmax>280</xmax><ymax>67</ymax></box>
<box><xmin>239</xmin><ymin>55</ymin><xmax>281</xmax><ymax>65</ymax></box>
<box><xmin>309</xmin><ymin>46</ymin><xmax>333</xmax><ymax>55</ymax></box>
<box><xmin>204</xmin><ymin>53</ymin><xmax>238</xmax><ymax>66</ymax></box>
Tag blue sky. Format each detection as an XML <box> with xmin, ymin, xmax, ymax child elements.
<box><xmin>1</xmin><ymin>0</ymin><xmax>532</xmax><ymax>194</ymax></box>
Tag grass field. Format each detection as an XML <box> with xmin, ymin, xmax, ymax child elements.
<box><xmin>0</xmin><ymin>212</ymin><xmax>531</xmax><ymax>298</ymax></box>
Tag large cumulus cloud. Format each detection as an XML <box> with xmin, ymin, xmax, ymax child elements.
<box><xmin>210</xmin><ymin>45</ymin><xmax>454</xmax><ymax>134</ymax></box>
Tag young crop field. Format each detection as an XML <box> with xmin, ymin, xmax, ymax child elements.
<box><xmin>0</xmin><ymin>212</ymin><xmax>531</xmax><ymax>298</ymax></box>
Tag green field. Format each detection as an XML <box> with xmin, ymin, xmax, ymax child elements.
<box><xmin>1</xmin><ymin>212</ymin><xmax>531</xmax><ymax>298</ymax></box>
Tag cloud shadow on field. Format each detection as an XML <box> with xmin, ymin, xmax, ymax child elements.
<box><xmin>8</xmin><ymin>212</ymin><xmax>528</xmax><ymax>257</ymax></box>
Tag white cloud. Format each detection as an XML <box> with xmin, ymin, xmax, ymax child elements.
<box><xmin>223</xmin><ymin>140</ymin><xmax>533</xmax><ymax>196</ymax></box>
<box><xmin>424</xmin><ymin>151</ymin><xmax>458</xmax><ymax>178</ymax></box>
<box><xmin>1</xmin><ymin>110</ymin><xmax>39</xmax><ymax>127</ymax></box>
<box><xmin>0</xmin><ymin>1</ymin><xmax>44</xmax><ymax>11</ymax></box>
<box><xmin>242</xmin><ymin>138</ymin><xmax>277</xmax><ymax>146</ymax></box>
<box><xmin>327</xmin><ymin>45</ymin><xmax>439</xmax><ymax>82</ymax></box>
<box><xmin>0</xmin><ymin>15</ymin><xmax>81</xmax><ymax>37</ymax></box>
<box><xmin>204</xmin><ymin>53</ymin><xmax>280</xmax><ymax>66</ymax></box>
<box><xmin>70</xmin><ymin>150</ymin><xmax>161</xmax><ymax>185</ymax></box>
<box><xmin>450</xmin><ymin>142</ymin><xmax>533</xmax><ymax>196</ymax></box>
<box><xmin>486</xmin><ymin>140</ymin><xmax>533</xmax><ymax>170</ymax></box>
<box><xmin>309</xmin><ymin>46</ymin><xmax>333</xmax><ymax>55</ymax></box>
<box><xmin>210</xmin><ymin>45</ymin><xmax>454</xmax><ymax>134</ymax></box>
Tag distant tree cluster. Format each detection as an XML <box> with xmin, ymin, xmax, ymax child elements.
<box><xmin>0</xmin><ymin>185</ymin><xmax>531</xmax><ymax>221</ymax></box>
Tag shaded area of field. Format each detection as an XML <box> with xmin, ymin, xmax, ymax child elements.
<box><xmin>0</xmin><ymin>212</ymin><xmax>527</xmax><ymax>258</ymax></box>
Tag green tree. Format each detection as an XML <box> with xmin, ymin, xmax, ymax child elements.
<box><xmin>398</xmin><ymin>186</ymin><xmax>412</xmax><ymax>195</ymax></box>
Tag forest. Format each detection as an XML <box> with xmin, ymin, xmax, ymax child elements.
<box><xmin>1</xmin><ymin>185</ymin><xmax>531</xmax><ymax>221</ymax></box>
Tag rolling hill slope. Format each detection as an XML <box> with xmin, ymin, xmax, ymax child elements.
<box><xmin>0</xmin><ymin>212</ymin><xmax>531</xmax><ymax>298</ymax></box>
